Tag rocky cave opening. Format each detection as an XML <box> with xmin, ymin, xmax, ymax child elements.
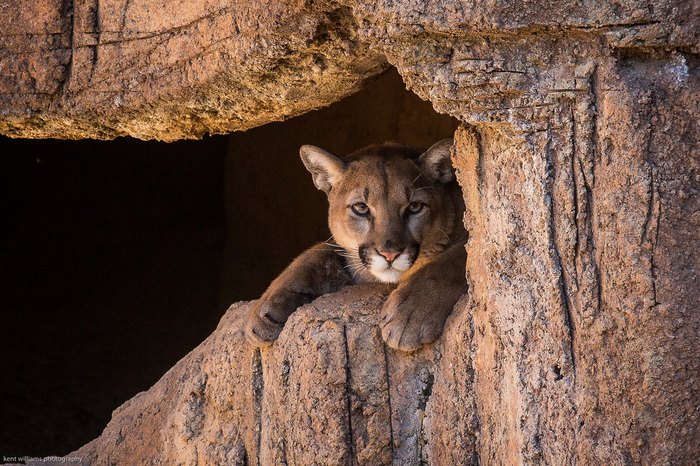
<box><xmin>0</xmin><ymin>68</ymin><xmax>458</xmax><ymax>457</ymax></box>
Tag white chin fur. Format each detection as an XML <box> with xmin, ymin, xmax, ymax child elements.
<box><xmin>368</xmin><ymin>252</ymin><xmax>412</xmax><ymax>283</ymax></box>
<box><xmin>371</xmin><ymin>268</ymin><xmax>403</xmax><ymax>283</ymax></box>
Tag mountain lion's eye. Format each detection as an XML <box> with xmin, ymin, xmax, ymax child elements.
<box><xmin>351</xmin><ymin>202</ymin><xmax>370</xmax><ymax>216</ymax></box>
<box><xmin>407</xmin><ymin>202</ymin><xmax>425</xmax><ymax>214</ymax></box>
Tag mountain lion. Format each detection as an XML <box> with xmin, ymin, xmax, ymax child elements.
<box><xmin>246</xmin><ymin>139</ymin><xmax>467</xmax><ymax>351</ymax></box>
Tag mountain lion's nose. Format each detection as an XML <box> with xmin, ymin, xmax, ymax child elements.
<box><xmin>377</xmin><ymin>249</ymin><xmax>401</xmax><ymax>263</ymax></box>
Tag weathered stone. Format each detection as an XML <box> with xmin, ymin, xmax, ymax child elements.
<box><xmin>31</xmin><ymin>286</ymin><xmax>447</xmax><ymax>465</ymax></box>
<box><xmin>0</xmin><ymin>0</ymin><xmax>388</xmax><ymax>140</ymax></box>
<box><xmin>449</xmin><ymin>54</ymin><xmax>698</xmax><ymax>463</ymax></box>
<box><xmin>1</xmin><ymin>0</ymin><xmax>695</xmax><ymax>141</ymax></box>
<box><xmin>4</xmin><ymin>0</ymin><xmax>698</xmax><ymax>464</ymax></box>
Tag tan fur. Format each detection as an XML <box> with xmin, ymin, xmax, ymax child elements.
<box><xmin>246</xmin><ymin>139</ymin><xmax>467</xmax><ymax>351</ymax></box>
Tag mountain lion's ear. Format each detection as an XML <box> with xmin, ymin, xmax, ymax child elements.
<box><xmin>419</xmin><ymin>138</ymin><xmax>454</xmax><ymax>184</ymax></box>
<box><xmin>300</xmin><ymin>145</ymin><xmax>347</xmax><ymax>194</ymax></box>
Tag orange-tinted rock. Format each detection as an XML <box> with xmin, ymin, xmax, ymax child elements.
<box><xmin>0</xmin><ymin>0</ymin><xmax>388</xmax><ymax>140</ymax></box>
<box><xmin>6</xmin><ymin>0</ymin><xmax>697</xmax><ymax>464</ymax></box>
<box><xmin>37</xmin><ymin>286</ymin><xmax>449</xmax><ymax>465</ymax></box>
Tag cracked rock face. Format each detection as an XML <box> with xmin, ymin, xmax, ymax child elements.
<box><xmin>5</xmin><ymin>0</ymin><xmax>698</xmax><ymax>464</ymax></box>
<box><xmin>0</xmin><ymin>0</ymin><xmax>696</xmax><ymax>140</ymax></box>
<box><xmin>0</xmin><ymin>0</ymin><xmax>388</xmax><ymax>140</ymax></box>
<box><xmin>54</xmin><ymin>286</ymin><xmax>450</xmax><ymax>465</ymax></box>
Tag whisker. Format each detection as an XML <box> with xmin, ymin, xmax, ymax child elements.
<box><xmin>351</xmin><ymin>264</ymin><xmax>363</xmax><ymax>279</ymax></box>
<box><xmin>412</xmin><ymin>169</ymin><xmax>428</xmax><ymax>185</ymax></box>
<box><xmin>341</xmin><ymin>254</ymin><xmax>370</xmax><ymax>281</ymax></box>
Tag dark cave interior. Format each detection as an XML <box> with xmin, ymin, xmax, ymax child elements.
<box><xmin>0</xmin><ymin>69</ymin><xmax>458</xmax><ymax>457</ymax></box>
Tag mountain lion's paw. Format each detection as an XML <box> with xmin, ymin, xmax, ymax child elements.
<box><xmin>245</xmin><ymin>300</ymin><xmax>286</xmax><ymax>347</ymax></box>
<box><xmin>379</xmin><ymin>287</ymin><xmax>444</xmax><ymax>352</ymax></box>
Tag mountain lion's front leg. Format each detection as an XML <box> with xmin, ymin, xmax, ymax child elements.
<box><xmin>380</xmin><ymin>243</ymin><xmax>467</xmax><ymax>352</ymax></box>
<box><xmin>246</xmin><ymin>243</ymin><xmax>352</xmax><ymax>346</ymax></box>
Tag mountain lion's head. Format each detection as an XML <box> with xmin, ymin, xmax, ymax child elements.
<box><xmin>301</xmin><ymin>139</ymin><xmax>458</xmax><ymax>283</ymax></box>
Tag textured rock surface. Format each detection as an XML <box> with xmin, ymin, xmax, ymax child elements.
<box><xmin>6</xmin><ymin>0</ymin><xmax>698</xmax><ymax>464</ymax></box>
<box><xmin>43</xmin><ymin>286</ymin><xmax>448</xmax><ymax>465</ymax></box>
<box><xmin>0</xmin><ymin>0</ymin><xmax>387</xmax><ymax>140</ymax></box>
<box><xmin>1</xmin><ymin>0</ymin><xmax>697</xmax><ymax>140</ymax></box>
